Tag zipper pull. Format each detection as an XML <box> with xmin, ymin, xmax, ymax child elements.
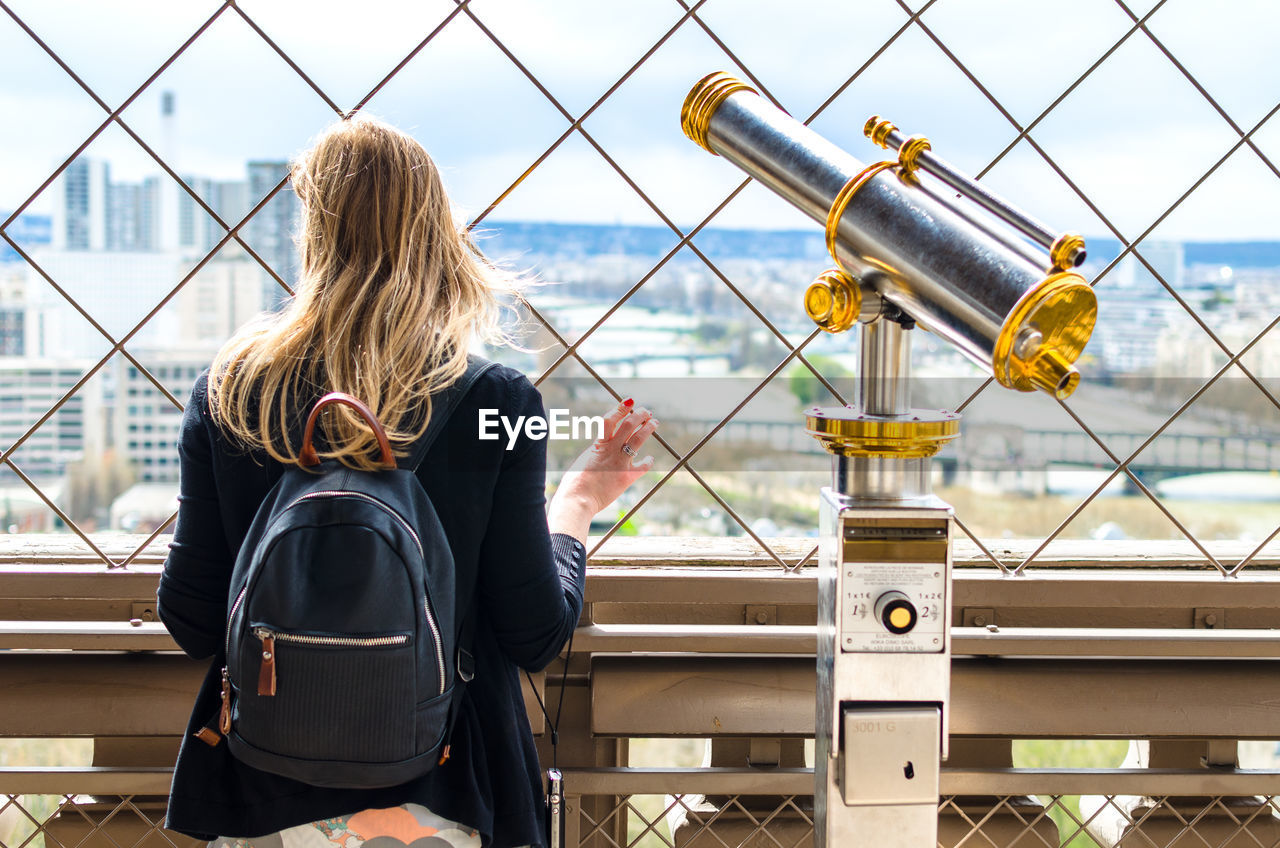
<box><xmin>438</xmin><ymin>743</ymin><xmax>451</xmax><ymax>766</ymax></box>
<box><xmin>258</xmin><ymin>631</ymin><xmax>277</xmax><ymax>696</ymax></box>
<box><xmin>219</xmin><ymin>666</ymin><xmax>232</xmax><ymax>734</ymax></box>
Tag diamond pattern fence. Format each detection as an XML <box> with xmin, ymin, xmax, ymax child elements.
<box><xmin>0</xmin><ymin>0</ymin><xmax>1276</xmax><ymax>571</ymax></box>
<box><xmin>11</xmin><ymin>790</ymin><xmax>1280</xmax><ymax>848</ymax></box>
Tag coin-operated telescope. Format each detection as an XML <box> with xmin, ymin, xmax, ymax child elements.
<box><xmin>682</xmin><ymin>72</ymin><xmax>1097</xmax><ymax>847</ymax></box>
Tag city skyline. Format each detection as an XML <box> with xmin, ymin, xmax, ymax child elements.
<box><xmin>0</xmin><ymin>0</ymin><xmax>1276</xmax><ymax>537</ymax></box>
<box><xmin>1</xmin><ymin>1</ymin><xmax>1278</xmax><ymax>240</ymax></box>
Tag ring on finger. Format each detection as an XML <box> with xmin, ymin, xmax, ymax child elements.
<box><xmin>621</xmin><ymin>443</ymin><xmax>638</xmax><ymax>458</ymax></box>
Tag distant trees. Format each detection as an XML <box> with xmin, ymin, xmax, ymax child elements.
<box><xmin>787</xmin><ymin>355</ymin><xmax>853</xmax><ymax>408</ymax></box>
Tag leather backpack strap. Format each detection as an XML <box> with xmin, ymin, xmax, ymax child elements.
<box><xmin>407</xmin><ymin>355</ymin><xmax>499</xmax><ymax>472</ymax></box>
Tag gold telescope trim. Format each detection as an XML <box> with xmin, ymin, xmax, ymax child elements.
<box><xmin>992</xmin><ymin>271</ymin><xmax>1097</xmax><ymax>400</ymax></box>
<box><xmin>864</xmin><ymin>116</ymin><xmax>897</xmax><ymax>148</ymax></box>
<box><xmin>825</xmin><ymin>161</ymin><xmax>897</xmax><ymax>272</ymax></box>
<box><xmin>897</xmin><ymin>134</ymin><xmax>932</xmax><ymax>175</ymax></box>
<box><xmin>681</xmin><ymin>71</ymin><xmax>758</xmax><ymax>154</ymax></box>
<box><xmin>805</xmin><ymin>268</ymin><xmax>861</xmax><ymax>333</ymax></box>
<box><xmin>805</xmin><ymin>408</ymin><xmax>961</xmax><ymax>458</ymax></box>
<box><xmin>1050</xmin><ymin>232</ymin><xmax>1087</xmax><ymax>272</ymax></box>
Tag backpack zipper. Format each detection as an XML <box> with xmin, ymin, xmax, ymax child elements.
<box><xmin>251</xmin><ymin>627</ymin><xmax>411</xmax><ymax>697</ymax></box>
<box><xmin>225</xmin><ymin>585</ymin><xmax>247</xmax><ymax>660</ymax></box>
<box><xmin>291</xmin><ymin>490</ymin><xmax>424</xmax><ymax>559</ymax></box>
<box><xmin>423</xmin><ymin>597</ymin><xmax>445</xmax><ymax>694</ymax></box>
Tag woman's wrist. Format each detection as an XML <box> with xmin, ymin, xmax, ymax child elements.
<box><xmin>547</xmin><ymin>489</ymin><xmax>598</xmax><ymax>545</ymax></box>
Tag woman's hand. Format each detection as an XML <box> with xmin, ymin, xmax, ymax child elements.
<box><xmin>547</xmin><ymin>399</ymin><xmax>659</xmax><ymax>544</ymax></box>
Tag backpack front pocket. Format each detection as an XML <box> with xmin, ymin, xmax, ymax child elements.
<box><xmin>234</xmin><ymin>626</ymin><xmax>416</xmax><ymax>763</ymax></box>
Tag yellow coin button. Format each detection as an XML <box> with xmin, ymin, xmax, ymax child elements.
<box><xmin>889</xmin><ymin>607</ymin><xmax>913</xmax><ymax>631</ymax></box>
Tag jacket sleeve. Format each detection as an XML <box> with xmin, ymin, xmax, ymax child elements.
<box><xmin>475</xmin><ymin>373</ymin><xmax>586</xmax><ymax>672</ymax></box>
<box><xmin>157</xmin><ymin>376</ymin><xmax>235</xmax><ymax>661</ymax></box>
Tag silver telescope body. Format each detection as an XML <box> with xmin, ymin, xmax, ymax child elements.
<box><xmin>682</xmin><ymin>72</ymin><xmax>1096</xmax><ymax>399</ymax></box>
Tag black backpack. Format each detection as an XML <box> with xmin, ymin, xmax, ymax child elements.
<box><xmin>218</xmin><ymin>359</ymin><xmax>496</xmax><ymax>788</ymax></box>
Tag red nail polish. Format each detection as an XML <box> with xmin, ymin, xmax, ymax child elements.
<box><xmin>623</xmin><ymin>398</ymin><xmax>634</xmax><ymax>407</ymax></box>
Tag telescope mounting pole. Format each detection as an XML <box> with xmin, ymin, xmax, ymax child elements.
<box><xmin>811</xmin><ymin>307</ymin><xmax>957</xmax><ymax>848</ymax></box>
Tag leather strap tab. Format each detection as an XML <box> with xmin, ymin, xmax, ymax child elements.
<box><xmin>194</xmin><ymin>727</ymin><xmax>222</xmax><ymax>747</ymax></box>
<box><xmin>258</xmin><ymin>632</ymin><xmax>277</xmax><ymax>696</ymax></box>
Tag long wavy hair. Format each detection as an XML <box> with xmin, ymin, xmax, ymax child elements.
<box><xmin>208</xmin><ymin>116</ymin><xmax>514</xmax><ymax>470</ymax></box>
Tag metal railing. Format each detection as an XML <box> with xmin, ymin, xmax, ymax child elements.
<box><xmin>4</xmin><ymin>536</ymin><xmax>1280</xmax><ymax>848</ymax></box>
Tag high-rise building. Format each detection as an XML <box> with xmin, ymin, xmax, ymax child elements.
<box><xmin>1090</xmin><ymin>242</ymin><xmax>1187</xmax><ymax>375</ymax></box>
<box><xmin>0</xmin><ymin>267</ymin><xmax>27</xmax><ymax>356</ymax></box>
<box><xmin>49</xmin><ymin>90</ymin><xmax>289</xmax><ymax>272</ymax></box>
<box><xmin>246</xmin><ymin>160</ymin><xmax>299</xmax><ymax>309</ymax></box>
<box><xmin>51</xmin><ymin>158</ymin><xmax>109</xmax><ymax>251</ymax></box>
<box><xmin>156</xmin><ymin>91</ymin><xmax>180</xmax><ymax>253</ymax></box>
<box><xmin>0</xmin><ymin>357</ymin><xmax>103</xmax><ymax>482</ymax></box>
<box><xmin>113</xmin><ymin>351</ymin><xmax>210</xmax><ymax>484</ymax></box>
<box><xmin>177</xmin><ymin>251</ymin><xmax>264</xmax><ymax>344</ymax></box>
<box><xmin>177</xmin><ymin>176</ymin><xmax>251</xmax><ymax>254</ymax></box>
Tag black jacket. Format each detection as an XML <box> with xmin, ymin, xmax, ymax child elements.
<box><xmin>157</xmin><ymin>363</ymin><xmax>585</xmax><ymax>848</ymax></box>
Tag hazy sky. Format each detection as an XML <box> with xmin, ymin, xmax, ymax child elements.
<box><xmin>2</xmin><ymin>0</ymin><xmax>1278</xmax><ymax>241</ymax></box>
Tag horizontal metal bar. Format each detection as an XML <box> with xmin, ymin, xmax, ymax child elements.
<box><xmin>0</xmin><ymin>621</ymin><xmax>177</xmax><ymax>651</ymax></box>
<box><xmin>563</xmin><ymin>767</ymin><xmax>815</xmax><ymax>795</ymax></box>
<box><xmin>574</xmin><ymin>625</ymin><xmax>1280</xmax><ymax>658</ymax></box>
<box><xmin>591</xmin><ymin>656</ymin><xmax>1280</xmax><ymax>738</ymax></box>
<box><xmin>0</xmin><ymin>654</ymin><xmax>204</xmax><ymax>736</ymax></box>
<box><xmin>945</xmin><ymin>768</ymin><xmax>1280</xmax><ymax>796</ymax></box>
<box><xmin>583</xmin><ymin>566</ymin><xmax>1280</xmax><ymax>607</ymax></box>
<box><xmin>559</xmin><ymin>768</ymin><xmax>1280</xmax><ymax>797</ymax></box>
<box><xmin>4</xmin><ymin>619</ymin><xmax>1279</xmax><ymax>658</ymax></box>
<box><xmin>8</xmin><ymin>766</ymin><xmax>1280</xmax><ymax>800</ymax></box>
<box><xmin>0</xmin><ymin>767</ymin><xmax>175</xmax><ymax>794</ymax></box>
<box><xmin>581</xmin><ymin>537</ymin><xmax>1280</xmax><ymax>572</ymax></box>
<box><xmin>6</xmin><ymin>548</ymin><xmax>1280</xmax><ymax>614</ymax></box>
<box><xmin>0</xmin><ymin>536</ymin><xmax>1276</xmax><ymax>578</ymax></box>
<box><xmin>575</xmin><ymin>623</ymin><xmax>815</xmax><ymax>654</ymax></box>
<box><xmin>953</xmin><ymin>627</ymin><xmax>1280</xmax><ymax>658</ymax></box>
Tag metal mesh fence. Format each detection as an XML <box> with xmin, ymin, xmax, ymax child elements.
<box><xmin>583</xmin><ymin>792</ymin><xmax>1280</xmax><ymax>848</ymax></box>
<box><xmin>10</xmin><ymin>790</ymin><xmax>1280</xmax><ymax>848</ymax></box>
<box><xmin>0</xmin><ymin>794</ymin><xmax>189</xmax><ymax>848</ymax></box>
<box><xmin>0</xmin><ymin>0</ymin><xmax>1275</xmax><ymax>570</ymax></box>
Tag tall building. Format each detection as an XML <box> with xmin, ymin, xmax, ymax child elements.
<box><xmin>113</xmin><ymin>351</ymin><xmax>210</xmax><ymax>484</ymax></box>
<box><xmin>47</xmin><ymin>90</ymin><xmax>296</xmax><ymax>293</ymax></box>
<box><xmin>178</xmin><ymin>177</ymin><xmax>250</xmax><ymax>254</ymax></box>
<box><xmin>156</xmin><ymin>90</ymin><xmax>180</xmax><ymax>253</ymax></box>
<box><xmin>246</xmin><ymin>160</ymin><xmax>299</xmax><ymax>309</ymax></box>
<box><xmin>51</xmin><ymin>158</ymin><xmax>109</xmax><ymax>251</ymax></box>
<box><xmin>0</xmin><ymin>267</ymin><xmax>27</xmax><ymax>356</ymax></box>
<box><xmin>1084</xmin><ymin>241</ymin><xmax>1188</xmax><ymax>375</ymax></box>
<box><xmin>177</xmin><ymin>251</ymin><xmax>264</xmax><ymax>344</ymax></box>
<box><xmin>0</xmin><ymin>358</ymin><xmax>103</xmax><ymax>481</ymax></box>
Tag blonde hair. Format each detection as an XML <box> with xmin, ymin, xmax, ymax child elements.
<box><xmin>208</xmin><ymin>116</ymin><xmax>514</xmax><ymax>470</ymax></box>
